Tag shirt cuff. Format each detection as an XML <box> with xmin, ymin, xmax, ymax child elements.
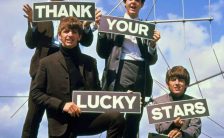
<box><xmin>83</xmin><ymin>26</ymin><xmax>91</xmax><ymax>33</ymax></box>
<box><xmin>148</xmin><ymin>45</ymin><xmax>156</xmax><ymax>55</ymax></box>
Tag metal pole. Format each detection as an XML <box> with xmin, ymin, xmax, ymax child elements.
<box><xmin>146</xmin><ymin>17</ymin><xmax>213</xmax><ymax>24</ymax></box>
<box><xmin>189</xmin><ymin>71</ymin><xmax>224</xmax><ymax>87</ymax></box>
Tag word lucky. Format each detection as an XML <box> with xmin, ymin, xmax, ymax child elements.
<box><xmin>76</xmin><ymin>95</ymin><xmax>137</xmax><ymax>110</ymax></box>
<box><xmin>34</xmin><ymin>4</ymin><xmax>93</xmax><ymax>18</ymax></box>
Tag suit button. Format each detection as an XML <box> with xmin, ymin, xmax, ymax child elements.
<box><xmin>65</xmin><ymin>76</ymin><xmax>69</xmax><ymax>79</ymax></box>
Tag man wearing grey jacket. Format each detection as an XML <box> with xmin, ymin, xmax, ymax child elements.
<box><xmin>154</xmin><ymin>66</ymin><xmax>201</xmax><ymax>138</ymax></box>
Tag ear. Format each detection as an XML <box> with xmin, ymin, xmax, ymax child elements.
<box><xmin>78</xmin><ymin>34</ymin><xmax>82</xmax><ymax>42</ymax></box>
<box><xmin>166</xmin><ymin>83</ymin><xmax>169</xmax><ymax>88</ymax></box>
<box><xmin>58</xmin><ymin>33</ymin><xmax>62</xmax><ymax>41</ymax></box>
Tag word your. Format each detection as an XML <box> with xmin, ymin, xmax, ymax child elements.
<box><xmin>73</xmin><ymin>91</ymin><xmax>141</xmax><ymax>113</ymax></box>
<box><xmin>33</xmin><ymin>2</ymin><xmax>95</xmax><ymax>21</ymax></box>
<box><xmin>107</xmin><ymin>19</ymin><xmax>149</xmax><ymax>36</ymax></box>
<box><xmin>99</xmin><ymin>16</ymin><xmax>155</xmax><ymax>39</ymax></box>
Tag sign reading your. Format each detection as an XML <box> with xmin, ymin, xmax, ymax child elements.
<box><xmin>72</xmin><ymin>91</ymin><xmax>141</xmax><ymax>113</ymax></box>
<box><xmin>147</xmin><ymin>99</ymin><xmax>209</xmax><ymax>124</ymax></box>
<box><xmin>33</xmin><ymin>2</ymin><xmax>95</xmax><ymax>21</ymax></box>
<box><xmin>98</xmin><ymin>16</ymin><xmax>155</xmax><ymax>40</ymax></box>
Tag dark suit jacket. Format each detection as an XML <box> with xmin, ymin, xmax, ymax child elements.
<box><xmin>96</xmin><ymin>33</ymin><xmax>158</xmax><ymax>97</ymax></box>
<box><xmin>31</xmin><ymin>50</ymin><xmax>101</xmax><ymax>136</ymax></box>
<box><xmin>25</xmin><ymin>21</ymin><xmax>93</xmax><ymax>79</ymax></box>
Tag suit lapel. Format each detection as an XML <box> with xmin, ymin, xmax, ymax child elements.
<box><xmin>114</xmin><ymin>35</ymin><xmax>124</xmax><ymax>47</ymax></box>
<box><xmin>136</xmin><ymin>37</ymin><xmax>146</xmax><ymax>58</ymax></box>
<box><xmin>57</xmin><ymin>51</ymin><xmax>68</xmax><ymax>72</ymax></box>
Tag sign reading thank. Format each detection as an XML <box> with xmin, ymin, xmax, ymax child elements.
<box><xmin>33</xmin><ymin>2</ymin><xmax>95</xmax><ymax>21</ymax></box>
<box><xmin>98</xmin><ymin>16</ymin><xmax>155</xmax><ymax>40</ymax></box>
<box><xmin>72</xmin><ymin>91</ymin><xmax>141</xmax><ymax>113</ymax></box>
<box><xmin>147</xmin><ymin>99</ymin><xmax>209</xmax><ymax>124</ymax></box>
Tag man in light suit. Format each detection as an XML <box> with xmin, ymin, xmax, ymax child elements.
<box><xmin>22</xmin><ymin>2</ymin><xmax>95</xmax><ymax>137</ymax></box>
<box><xmin>31</xmin><ymin>16</ymin><xmax>125</xmax><ymax>138</ymax></box>
<box><xmin>96</xmin><ymin>0</ymin><xmax>160</xmax><ymax>137</ymax></box>
<box><xmin>154</xmin><ymin>66</ymin><xmax>201</xmax><ymax>138</ymax></box>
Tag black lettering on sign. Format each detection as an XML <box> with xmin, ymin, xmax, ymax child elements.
<box><xmin>33</xmin><ymin>2</ymin><xmax>95</xmax><ymax>21</ymax></box>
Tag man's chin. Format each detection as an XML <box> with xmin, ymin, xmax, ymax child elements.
<box><xmin>64</xmin><ymin>44</ymin><xmax>76</xmax><ymax>48</ymax></box>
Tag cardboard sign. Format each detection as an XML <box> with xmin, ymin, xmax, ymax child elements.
<box><xmin>33</xmin><ymin>2</ymin><xmax>95</xmax><ymax>21</ymax></box>
<box><xmin>72</xmin><ymin>91</ymin><xmax>141</xmax><ymax>113</ymax></box>
<box><xmin>98</xmin><ymin>16</ymin><xmax>155</xmax><ymax>40</ymax></box>
<box><xmin>147</xmin><ymin>99</ymin><xmax>209</xmax><ymax>124</ymax></box>
<box><xmin>148</xmin><ymin>133</ymin><xmax>168</xmax><ymax>138</ymax></box>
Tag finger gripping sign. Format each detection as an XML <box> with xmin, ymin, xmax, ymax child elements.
<box><xmin>33</xmin><ymin>2</ymin><xmax>95</xmax><ymax>21</ymax></box>
<box><xmin>147</xmin><ymin>99</ymin><xmax>209</xmax><ymax>124</ymax></box>
<box><xmin>98</xmin><ymin>15</ymin><xmax>155</xmax><ymax>40</ymax></box>
<box><xmin>72</xmin><ymin>91</ymin><xmax>141</xmax><ymax>113</ymax></box>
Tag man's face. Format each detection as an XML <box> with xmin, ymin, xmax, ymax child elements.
<box><xmin>58</xmin><ymin>28</ymin><xmax>81</xmax><ymax>49</ymax></box>
<box><xmin>167</xmin><ymin>77</ymin><xmax>188</xmax><ymax>97</ymax></box>
<box><xmin>125</xmin><ymin>0</ymin><xmax>143</xmax><ymax>18</ymax></box>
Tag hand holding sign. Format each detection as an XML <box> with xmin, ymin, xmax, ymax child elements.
<box><xmin>63</xmin><ymin>102</ymin><xmax>81</xmax><ymax>117</ymax></box>
<box><xmin>173</xmin><ymin>117</ymin><xmax>184</xmax><ymax>128</ymax></box>
<box><xmin>23</xmin><ymin>4</ymin><xmax>33</xmax><ymax>22</ymax></box>
<box><xmin>150</xmin><ymin>30</ymin><xmax>161</xmax><ymax>48</ymax></box>
<box><xmin>168</xmin><ymin>128</ymin><xmax>183</xmax><ymax>138</ymax></box>
<box><xmin>83</xmin><ymin>9</ymin><xmax>102</xmax><ymax>30</ymax></box>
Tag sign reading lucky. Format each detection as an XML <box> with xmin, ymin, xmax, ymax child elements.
<box><xmin>98</xmin><ymin>15</ymin><xmax>155</xmax><ymax>40</ymax></box>
<box><xmin>72</xmin><ymin>91</ymin><xmax>141</xmax><ymax>113</ymax></box>
<box><xmin>33</xmin><ymin>2</ymin><xmax>95</xmax><ymax>21</ymax></box>
<box><xmin>147</xmin><ymin>99</ymin><xmax>209</xmax><ymax>124</ymax></box>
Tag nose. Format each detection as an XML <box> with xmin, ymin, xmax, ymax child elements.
<box><xmin>174</xmin><ymin>79</ymin><xmax>180</xmax><ymax>84</ymax></box>
<box><xmin>67</xmin><ymin>31</ymin><xmax>73</xmax><ymax>36</ymax></box>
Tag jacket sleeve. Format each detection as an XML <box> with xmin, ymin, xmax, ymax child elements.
<box><xmin>155</xmin><ymin>115</ymin><xmax>202</xmax><ymax>138</ymax></box>
<box><xmin>25</xmin><ymin>21</ymin><xmax>36</xmax><ymax>49</ymax></box>
<box><xmin>181</xmin><ymin>118</ymin><xmax>201</xmax><ymax>138</ymax></box>
<box><xmin>31</xmin><ymin>58</ymin><xmax>64</xmax><ymax>112</ymax></box>
<box><xmin>25</xmin><ymin>22</ymin><xmax>53</xmax><ymax>49</ymax></box>
<box><xmin>96</xmin><ymin>33</ymin><xmax>114</xmax><ymax>59</ymax></box>
<box><xmin>143</xmin><ymin>41</ymin><xmax>158</xmax><ymax>65</ymax></box>
<box><xmin>155</xmin><ymin>121</ymin><xmax>176</xmax><ymax>135</ymax></box>
<box><xmin>82</xmin><ymin>55</ymin><xmax>102</xmax><ymax>90</ymax></box>
<box><xmin>80</xmin><ymin>29</ymin><xmax>93</xmax><ymax>47</ymax></box>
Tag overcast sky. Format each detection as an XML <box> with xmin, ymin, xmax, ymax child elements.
<box><xmin>0</xmin><ymin>0</ymin><xmax>224</xmax><ymax>138</ymax></box>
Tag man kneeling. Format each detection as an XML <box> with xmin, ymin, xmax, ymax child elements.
<box><xmin>31</xmin><ymin>16</ymin><xmax>125</xmax><ymax>138</ymax></box>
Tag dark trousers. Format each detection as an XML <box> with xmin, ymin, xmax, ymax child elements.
<box><xmin>50</xmin><ymin>112</ymin><xmax>125</xmax><ymax>138</ymax></box>
<box><xmin>115</xmin><ymin>60</ymin><xmax>146</xmax><ymax>138</ymax></box>
<box><xmin>22</xmin><ymin>79</ymin><xmax>45</xmax><ymax>138</ymax></box>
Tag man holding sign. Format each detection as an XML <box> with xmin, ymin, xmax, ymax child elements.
<box><xmin>21</xmin><ymin>1</ymin><xmax>99</xmax><ymax>137</ymax></box>
<box><xmin>30</xmin><ymin>16</ymin><xmax>125</xmax><ymax>138</ymax></box>
<box><xmin>96</xmin><ymin>0</ymin><xmax>160</xmax><ymax>137</ymax></box>
<box><xmin>154</xmin><ymin>66</ymin><xmax>201</xmax><ymax>138</ymax></box>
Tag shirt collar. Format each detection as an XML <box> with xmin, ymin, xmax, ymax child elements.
<box><xmin>124</xmin><ymin>13</ymin><xmax>139</xmax><ymax>20</ymax></box>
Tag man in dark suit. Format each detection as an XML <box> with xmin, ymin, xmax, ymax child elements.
<box><xmin>31</xmin><ymin>16</ymin><xmax>125</xmax><ymax>138</ymax></box>
<box><xmin>154</xmin><ymin>66</ymin><xmax>201</xmax><ymax>138</ymax></box>
<box><xmin>96</xmin><ymin>0</ymin><xmax>160</xmax><ymax>137</ymax></box>
<box><xmin>22</xmin><ymin>2</ymin><xmax>94</xmax><ymax>137</ymax></box>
